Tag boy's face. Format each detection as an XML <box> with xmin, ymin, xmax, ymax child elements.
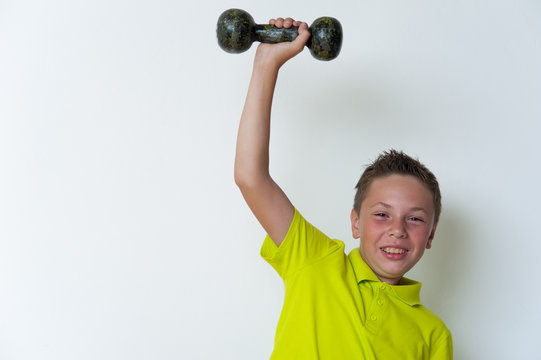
<box><xmin>350</xmin><ymin>174</ymin><xmax>437</xmax><ymax>285</ymax></box>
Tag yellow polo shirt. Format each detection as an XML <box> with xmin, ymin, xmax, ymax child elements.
<box><xmin>261</xmin><ymin>209</ymin><xmax>452</xmax><ymax>359</ymax></box>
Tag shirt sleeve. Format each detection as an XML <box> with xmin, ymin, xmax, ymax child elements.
<box><xmin>260</xmin><ymin>208</ymin><xmax>342</xmax><ymax>279</ymax></box>
<box><xmin>430</xmin><ymin>331</ymin><xmax>453</xmax><ymax>360</ymax></box>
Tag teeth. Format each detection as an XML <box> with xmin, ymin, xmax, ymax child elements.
<box><xmin>382</xmin><ymin>247</ymin><xmax>406</xmax><ymax>254</ymax></box>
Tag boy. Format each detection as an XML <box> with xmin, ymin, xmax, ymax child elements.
<box><xmin>234</xmin><ymin>16</ymin><xmax>452</xmax><ymax>359</ymax></box>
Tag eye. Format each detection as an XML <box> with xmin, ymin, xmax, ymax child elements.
<box><xmin>408</xmin><ymin>216</ymin><xmax>424</xmax><ymax>222</ymax></box>
<box><xmin>374</xmin><ymin>212</ymin><xmax>388</xmax><ymax>218</ymax></box>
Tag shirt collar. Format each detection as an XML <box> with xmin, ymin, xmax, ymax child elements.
<box><xmin>347</xmin><ymin>248</ymin><xmax>422</xmax><ymax>306</ymax></box>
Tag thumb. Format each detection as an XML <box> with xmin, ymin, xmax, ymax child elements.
<box><xmin>294</xmin><ymin>22</ymin><xmax>311</xmax><ymax>47</ymax></box>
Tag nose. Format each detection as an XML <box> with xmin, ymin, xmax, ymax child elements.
<box><xmin>388</xmin><ymin>220</ymin><xmax>407</xmax><ymax>239</ymax></box>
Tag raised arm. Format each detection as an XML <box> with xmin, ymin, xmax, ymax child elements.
<box><xmin>234</xmin><ymin>18</ymin><xmax>310</xmax><ymax>247</ymax></box>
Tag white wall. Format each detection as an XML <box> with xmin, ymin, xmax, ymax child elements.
<box><xmin>1</xmin><ymin>0</ymin><xmax>540</xmax><ymax>359</ymax></box>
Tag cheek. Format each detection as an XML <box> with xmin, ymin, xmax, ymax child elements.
<box><xmin>360</xmin><ymin>220</ymin><xmax>386</xmax><ymax>239</ymax></box>
<box><xmin>409</xmin><ymin>226</ymin><xmax>432</xmax><ymax>245</ymax></box>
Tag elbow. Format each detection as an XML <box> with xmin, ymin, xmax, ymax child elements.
<box><xmin>234</xmin><ymin>165</ymin><xmax>250</xmax><ymax>190</ymax></box>
<box><xmin>234</xmin><ymin>169</ymin><xmax>246</xmax><ymax>189</ymax></box>
<box><xmin>234</xmin><ymin>166</ymin><xmax>269</xmax><ymax>192</ymax></box>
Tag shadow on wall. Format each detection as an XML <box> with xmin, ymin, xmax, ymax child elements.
<box><xmin>414</xmin><ymin>204</ymin><xmax>474</xmax><ymax>359</ymax></box>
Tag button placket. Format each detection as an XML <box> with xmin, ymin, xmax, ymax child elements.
<box><xmin>364</xmin><ymin>283</ymin><xmax>388</xmax><ymax>334</ymax></box>
<box><xmin>368</xmin><ymin>284</ymin><xmax>386</xmax><ymax>325</ymax></box>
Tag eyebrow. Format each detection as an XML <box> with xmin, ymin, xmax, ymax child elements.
<box><xmin>370</xmin><ymin>202</ymin><xmax>392</xmax><ymax>209</ymax></box>
<box><xmin>369</xmin><ymin>202</ymin><xmax>429</xmax><ymax>214</ymax></box>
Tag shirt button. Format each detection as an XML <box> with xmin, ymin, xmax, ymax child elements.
<box><xmin>371</xmin><ymin>315</ymin><xmax>377</xmax><ymax>321</ymax></box>
<box><xmin>378</xmin><ymin>299</ymin><xmax>384</xmax><ymax>306</ymax></box>
<box><xmin>380</xmin><ymin>284</ymin><xmax>386</xmax><ymax>290</ymax></box>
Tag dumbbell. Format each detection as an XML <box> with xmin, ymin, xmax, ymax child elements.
<box><xmin>216</xmin><ymin>9</ymin><xmax>342</xmax><ymax>61</ymax></box>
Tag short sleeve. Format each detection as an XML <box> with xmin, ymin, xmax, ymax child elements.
<box><xmin>430</xmin><ymin>331</ymin><xmax>453</xmax><ymax>360</ymax></box>
<box><xmin>260</xmin><ymin>208</ymin><xmax>342</xmax><ymax>279</ymax></box>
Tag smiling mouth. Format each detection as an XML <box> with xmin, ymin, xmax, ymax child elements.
<box><xmin>381</xmin><ymin>247</ymin><xmax>408</xmax><ymax>254</ymax></box>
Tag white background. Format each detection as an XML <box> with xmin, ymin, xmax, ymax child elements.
<box><xmin>1</xmin><ymin>0</ymin><xmax>540</xmax><ymax>359</ymax></box>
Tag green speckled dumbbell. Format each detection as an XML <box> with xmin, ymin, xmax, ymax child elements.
<box><xmin>216</xmin><ymin>9</ymin><xmax>343</xmax><ymax>61</ymax></box>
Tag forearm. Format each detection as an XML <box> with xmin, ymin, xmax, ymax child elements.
<box><xmin>234</xmin><ymin>59</ymin><xmax>280</xmax><ymax>186</ymax></box>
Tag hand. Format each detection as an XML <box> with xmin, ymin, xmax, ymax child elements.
<box><xmin>254</xmin><ymin>17</ymin><xmax>311</xmax><ymax>70</ymax></box>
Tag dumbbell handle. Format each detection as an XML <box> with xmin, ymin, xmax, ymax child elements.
<box><xmin>253</xmin><ymin>25</ymin><xmax>300</xmax><ymax>44</ymax></box>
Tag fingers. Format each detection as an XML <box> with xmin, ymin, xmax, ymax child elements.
<box><xmin>283</xmin><ymin>17</ymin><xmax>294</xmax><ymax>28</ymax></box>
<box><xmin>269</xmin><ymin>17</ymin><xmax>307</xmax><ymax>29</ymax></box>
<box><xmin>269</xmin><ymin>18</ymin><xmax>287</xmax><ymax>28</ymax></box>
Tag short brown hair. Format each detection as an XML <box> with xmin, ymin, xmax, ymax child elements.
<box><xmin>353</xmin><ymin>150</ymin><xmax>441</xmax><ymax>224</ymax></box>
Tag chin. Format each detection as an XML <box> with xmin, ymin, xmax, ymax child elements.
<box><xmin>381</xmin><ymin>265</ymin><xmax>410</xmax><ymax>279</ymax></box>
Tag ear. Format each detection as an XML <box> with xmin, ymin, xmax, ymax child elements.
<box><xmin>426</xmin><ymin>222</ymin><xmax>437</xmax><ymax>249</ymax></box>
<box><xmin>350</xmin><ymin>209</ymin><xmax>361</xmax><ymax>239</ymax></box>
